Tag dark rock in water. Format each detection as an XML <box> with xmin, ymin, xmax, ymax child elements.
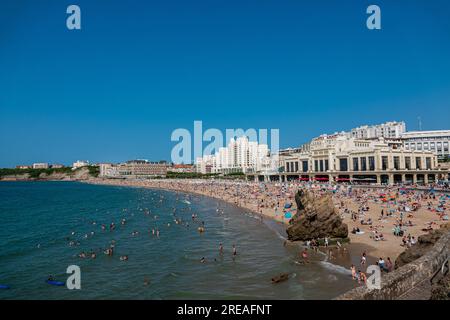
<box><xmin>286</xmin><ymin>189</ymin><xmax>348</xmax><ymax>241</ymax></box>
<box><xmin>271</xmin><ymin>273</ymin><xmax>289</xmax><ymax>284</ymax></box>
<box><xmin>395</xmin><ymin>223</ymin><xmax>450</xmax><ymax>269</ymax></box>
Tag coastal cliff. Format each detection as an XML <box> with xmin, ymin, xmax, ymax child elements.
<box><xmin>0</xmin><ymin>167</ymin><xmax>98</xmax><ymax>181</ymax></box>
<box><xmin>286</xmin><ymin>189</ymin><xmax>348</xmax><ymax>241</ymax></box>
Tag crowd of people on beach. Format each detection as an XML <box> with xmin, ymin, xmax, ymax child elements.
<box><xmin>88</xmin><ymin>177</ymin><xmax>449</xmax><ymax>286</ymax></box>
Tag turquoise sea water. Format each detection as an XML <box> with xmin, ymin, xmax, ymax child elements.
<box><xmin>0</xmin><ymin>181</ymin><xmax>355</xmax><ymax>299</ymax></box>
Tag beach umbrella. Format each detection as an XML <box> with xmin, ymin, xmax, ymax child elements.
<box><xmin>284</xmin><ymin>203</ymin><xmax>292</xmax><ymax>209</ymax></box>
<box><xmin>284</xmin><ymin>212</ymin><xmax>292</xmax><ymax>219</ymax></box>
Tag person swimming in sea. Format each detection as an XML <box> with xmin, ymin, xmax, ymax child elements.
<box><xmin>219</xmin><ymin>243</ymin><xmax>224</xmax><ymax>255</ymax></box>
<box><xmin>301</xmin><ymin>248</ymin><xmax>308</xmax><ymax>263</ymax></box>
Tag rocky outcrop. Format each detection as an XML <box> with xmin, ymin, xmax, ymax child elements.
<box><xmin>286</xmin><ymin>189</ymin><xmax>348</xmax><ymax>241</ymax></box>
<box><xmin>395</xmin><ymin>223</ymin><xmax>450</xmax><ymax>269</ymax></box>
<box><xmin>336</xmin><ymin>225</ymin><xmax>450</xmax><ymax>300</ymax></box>
<box><xmin>0</xmin><ymin>167</ymin><xmax>95</xmax><ymax>181</ymax></box>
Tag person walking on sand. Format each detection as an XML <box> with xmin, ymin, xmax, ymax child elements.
<box><xmin>351</xmin><ymin>265</ymin><xmax>356</xmax><ymax>280</ymax></box>
<box><xmin>360</xmin><ymin>252</ymin><xmax>367</xmax><ymax>266</ymax></box>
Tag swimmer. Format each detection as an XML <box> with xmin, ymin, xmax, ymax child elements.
<box><xmin>232</xmin><ymin>244</ymin><xmax>237</xmax><ymax>256</ymax></box>
<box><xmin>301</xmin><ymin>248</ymin><xmax>308</xmax><ymax>263</ymax></box>
<box><xmin>219</xmin><ymin>243</ymin><xmax>224</xmax><ymax>255</ymax></box>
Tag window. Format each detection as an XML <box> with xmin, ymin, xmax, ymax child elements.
<box><xmin>314</xmin><ymin>160</ymin><xmax>319</xmax><ymax>172</ymax></box>
<box><xmin>382</xmin><ymin>156</ymin><xmax>388</xmax><ymax>170</ymax></box>
<box><xmin>405</xmin><ymin>157</ymin><xmax>411</xmax><ymax>170</ymax></box>
<box><xmin>416</xmin><ymin>157</ymin><xmax>422</xmax><ymax>169</ymax></box>
<box><xmin>339</xmin><ymin>158</ymin><xmax>348</xmax><ymax>172</ymax></box>
<box><xmin>294</xmin><ymin>162</ymin><xmax>298</xmax><ymax>172</ymax></box>
<box><xmin>325</xmin><ymin>160</ymin><xmax>329</xmax><ymax>171</ymax></box>
<box><xmin>368</xmin><ymin>156</ymin><xmax>375</xmax><ymax>171</ymax></box>
<box><xmin>360</xmin><ymin>157</ymin><xmax>367</xmax><ymax>171</ymax></box>
<box><xmin>426</xmin><ymin>157</ymin><xmax>431</xmax><ymax>169</ymax></box>
<box><xmin>302</xmin><ymin>161</ymin><xmax>308</xmax><ymax>172</ymax></box>
<box><xmin>394</xmin><ymin>156</ymin><xmax>400</xmax><ymax>170</ymax></box>
<box><xmin>353</xmin><ymin>158</ymin><xmax>359</xmax><ymax>171</ymax></box>
<box><xmin>319</xmin><ymin>160</ymin><xmax>324</xmax><ymax>172</ymax></box>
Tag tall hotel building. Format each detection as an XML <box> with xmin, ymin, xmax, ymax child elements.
<box><xmin>196</xmin><ymin>136</ymin><xmax>274</xmax><ymax>174</ymax></box>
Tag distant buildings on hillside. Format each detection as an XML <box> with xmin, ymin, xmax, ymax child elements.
<box><xmin>99</xmin><ymin>160</ymin><xmax>171</xmax><ymax>178</ymax></box>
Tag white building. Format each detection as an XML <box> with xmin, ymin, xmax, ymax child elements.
<box><xmin>351</xmin><ymin>121</ymin><xmax>406</xmax><ymax>139</ymax></box>
<box><xmin>402</xmin><ymin>130</ymin><xmax>450</xmax><ymax>160</ymax></box>
<box><xmin>72</xmin><ymin>160</ymin><xmax>90</xmax><ymax>169</ymax></box>
<box><xmin>196</xmin><ymin>136</ymin><xmax>275</xmax><ymax>174</ymax></box>
<box><xmin>99</xmin><ymin>163</ymin><xmax>118</xmax><ymax>177</ymax></box>
<box><xmin>32</xmin><ymin>163</ymin><xmax>49</xmax><ymax>169</ymax></box>
<box><xmin>247</xmin><ymin>133</ymin><xmax>449</xmax><ymax>184</ymax></box>
<box><xmin>196</xmin><ymin>155</ymin><xmax>215</xmax><ymax>174</ymax></box>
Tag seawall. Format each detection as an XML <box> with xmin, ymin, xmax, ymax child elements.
<box><xmin>336</xmin><ymin>230</ymin><xmax>450</xmax><ymax>300</ymax></box>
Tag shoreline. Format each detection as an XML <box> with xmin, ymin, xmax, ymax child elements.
<box><xmin>84</xmin><ymin>178</ymin><xmax>377</xmax><ymax>271</ymax></box>
<box><xmin>86</xmin><ymin>178</ymin><xmax>293</xmax><ymax>225</ymax></box>
<box><xmin>5</xmin><ymin>178</ymin><xmax>442</xmax><ymax>265</ymax></box>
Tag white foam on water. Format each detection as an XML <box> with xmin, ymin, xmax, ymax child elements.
<box><xmin>319</xmin><ymin>260</ymin><xmax>352</xmax><ymax>275</ymax></box>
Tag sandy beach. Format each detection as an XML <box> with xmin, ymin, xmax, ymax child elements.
<box><xmin>87</xmin><ymin>178</ymin><xmax>449</xmax><ymax>265</ymax></box>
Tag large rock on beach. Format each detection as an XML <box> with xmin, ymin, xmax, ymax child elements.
<box><xmin>286</xmin><ymin>189</ymin><xmax>348</xmax><ymax>241</ymax></box>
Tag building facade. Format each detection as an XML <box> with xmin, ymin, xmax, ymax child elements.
<box><xmin>195</xmin><ymin>136</ymin><xmax>275</xmax><ymax>174</ymax></box>
<box><xmin>72</xmin><ymin>160</ymin><xmax>89</xmax><ymax>169</ymax></box>
<box><xmin>248</xmin><ymin>134</ymin><xmax>448</xmax><ymax>184</ymax></box>
<box><xmin>402</xmin><ymin>130</ymin><xmax>450</xmax><ymax>161</ymax></box>
<box><xmin>99</xmin><ymin>160</ymin><xmax>169</xmax><ymax>178</ymax></box>
<box><xmin>32</xmin><ymin>163</ymin><xmax>49</xmax><ymax>169</ymax></box>
<box><xmin>351</xmin><ymin>121</ymin><xmax>406</xmax><ymax>139</ymax></box>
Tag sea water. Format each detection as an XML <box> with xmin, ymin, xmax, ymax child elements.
<box><xmin>0</xmin><ymin>181</ymin><xmax>356</xmax><ymax>299</ymax></box>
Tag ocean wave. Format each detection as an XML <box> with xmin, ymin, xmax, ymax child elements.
<box><xmin>318</xmin><ymin>261</ymin><xmax>351</xmax><ymax>275</ymax></box>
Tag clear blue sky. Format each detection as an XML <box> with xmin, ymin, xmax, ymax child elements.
<box><xmin>1</xmin><ymin>0</ymin><xmax>450</xmax><ymax>167</ymax></box>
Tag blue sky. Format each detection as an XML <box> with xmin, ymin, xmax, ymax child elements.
<box><xmin>1</xmin><ymin>0</ymin><xmax>450</xmax><ymax>167</ymax></box>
